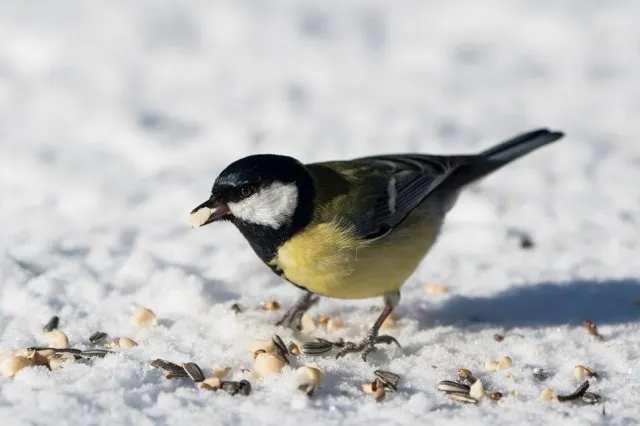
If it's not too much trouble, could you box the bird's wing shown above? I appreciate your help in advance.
[308,154,473,240]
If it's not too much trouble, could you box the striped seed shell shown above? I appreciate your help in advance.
[437,380,470,394]
[374,370,399,391]
[89,331,108,345]
[42,316,59,333]
[451,393,479,404]
[182,362,205,382]
[300,339,334,355]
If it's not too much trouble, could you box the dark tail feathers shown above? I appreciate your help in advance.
[441,128,564,190]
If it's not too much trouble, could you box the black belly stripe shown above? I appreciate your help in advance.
[267,263,311,292]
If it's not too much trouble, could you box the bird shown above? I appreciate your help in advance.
[189,128,564,361]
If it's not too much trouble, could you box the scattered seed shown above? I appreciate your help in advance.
[230,303,244,314]
[489,392,503,401]
[89,332,108,345]
[326,317,344,332]
[211,365,231,379]
[182,362,205,383]
[118,337,138,349]
[484,359,499,372]
[48,352,76,370]
[574,365,599,381]
[469,380,485,400]
[318,315,330,324]
[248,340,275,354]
[254,353,285,378]
[151,359,188,378]
[298,383,316,397]
[27,351,50,369]
[1,355,33,377]
[272,334,289,364]
[372,386,386,402]
[437,380,470,394]
[493,334,504,342]
[263,300,280,311]
[80,349,112,358]
[374,370,399,392]
[288,342,300,356]
[27,347,81,355]
[45,329,69,349]
[198,376,222,391]
[582,392,601,405]
[456,368,477,386]
[424,283,449,294]
[297,366,322,386]
[507,228,535,249]
[221,380,251,396]
[130,306,158,327]
[532,367,554,381]
[450,393,478,404]
[498,356,513,370]
[42,316,59,333]
[584,320,601,339]
[300,313,317,333]
[362,382,375,394]
[557,381,590,402]
[540,388,557,401]
[300,339,334,355]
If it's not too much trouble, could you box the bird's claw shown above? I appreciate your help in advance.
[276,294,320,330]
[335,334,401,361]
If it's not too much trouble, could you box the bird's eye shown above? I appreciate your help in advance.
[240,185,255,198]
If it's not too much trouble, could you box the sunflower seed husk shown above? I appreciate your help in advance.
[574,365,599,380]
[300,339,334,355]
[584,320,601,339]
[456,368,477,386]
[272,334,289,364]
[221,380,252,396]
[581,392,601,405]
[26,347,82,355]
[437,380,471,394]
[450,393,479,404]
[532,367,555,381]
[151,359,188,378]
[288,342,300,356]
[89,332,108,345]
[80,349,113,358]
[493,334,505,342]
[42,316,59,333]
[182,362,205,383]
[230,303,244,314]
[557,381,590,402]
[374,370,399,392]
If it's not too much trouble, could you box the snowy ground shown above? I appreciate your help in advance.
[1,0,640,424]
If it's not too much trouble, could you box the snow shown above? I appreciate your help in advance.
[1,0,640,424]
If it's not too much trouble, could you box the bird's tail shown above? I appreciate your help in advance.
[440,128,564,191]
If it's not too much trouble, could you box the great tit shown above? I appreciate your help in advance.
[190,128,564,360]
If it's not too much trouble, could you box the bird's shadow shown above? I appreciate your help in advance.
[405,278,640,329]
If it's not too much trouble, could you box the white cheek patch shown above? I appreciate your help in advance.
[228,182,298,229]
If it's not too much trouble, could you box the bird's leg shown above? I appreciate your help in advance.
[276,291,320,330]
[335,292,401,361]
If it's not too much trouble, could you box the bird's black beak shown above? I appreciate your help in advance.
[188,197,231,228]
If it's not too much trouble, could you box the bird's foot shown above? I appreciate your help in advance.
[335,333,401,361]
[276,294,320,330]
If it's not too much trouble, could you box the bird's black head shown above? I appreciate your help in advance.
[190,154,315,261]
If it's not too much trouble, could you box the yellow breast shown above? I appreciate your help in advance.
[272,210,441,299]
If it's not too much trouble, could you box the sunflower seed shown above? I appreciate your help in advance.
[582,392,601,405]
[89,331,108,345]
[221,380,252,396]
[42,316,59,332]
[489,391,503,401]
[80,349,113,358]
[456,368,477,386]
[230,303,244,314]
[300,339,334,355]
[272,334,289,364]
[374,370,399,392]
[151,359,188,378]
[288,342,300,355]
[584,320,601,339]
[437,380,471,394]
[450,393,478,404]
[557,381,590,402]
[182,362,205,383]
[298,383,316,397]
[493,334,504,342]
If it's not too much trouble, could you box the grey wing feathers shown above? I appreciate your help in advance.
[356,154,471,239]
